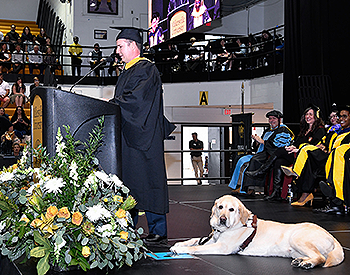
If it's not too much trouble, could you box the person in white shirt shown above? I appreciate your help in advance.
[0,73,10,108]
[28,44,43,75]
[12,44,25,74]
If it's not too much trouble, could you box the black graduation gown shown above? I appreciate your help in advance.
[112,58,175,214]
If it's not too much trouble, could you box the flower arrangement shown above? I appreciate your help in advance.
[0,117,145,275]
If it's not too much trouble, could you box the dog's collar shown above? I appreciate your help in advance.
[239,214,258,252]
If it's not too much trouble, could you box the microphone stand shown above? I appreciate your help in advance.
[69,60,106,93]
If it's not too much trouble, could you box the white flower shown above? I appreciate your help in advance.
[0,172,14,182]
[110,174,123,187]
[116,218,128,228]
[69,160,79,182]
[0,221,6,233]
[43,178,66,194]
[84,173,98,189]
[86,204,111,222]
[96,224,113,237]
[95,171,110,183]
[54,238,66,254]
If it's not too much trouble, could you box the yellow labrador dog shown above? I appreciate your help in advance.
[171,195,344,269]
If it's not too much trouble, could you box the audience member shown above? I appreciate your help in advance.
[28,45,44,75]
[12,142,23,159]
[6,24,19,52]
[11,44,25,74]
[89,43,104,77]
[0,31,3,42]
[3,35,11,51]
[0,43,12,73]
[230,110,293,199]
[0,107,10,121]
[10,106,30,140]
[21,26,34,52]
[0,73,10,107]
[68,36,83,77]
[29,76,42,94]
[189,132,204,185]
[216,39,230,71]
[107,47,122,76]
[0,116,13,148]
[231,38,247,70]
[43,46,57,74]
[36,28,48,50]
[10,76,26,107]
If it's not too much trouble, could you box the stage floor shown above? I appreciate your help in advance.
[131,184,350,275]
[2,185,349,275]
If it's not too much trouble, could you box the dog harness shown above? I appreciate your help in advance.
[198,214,258,250]
[238,214,258,252]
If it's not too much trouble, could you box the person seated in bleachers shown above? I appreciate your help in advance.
[10,76,26,107]
[0,42,12,74]
[28,44,44,75]
[6,24,20,52]
[0,72,10,108]
[12,142,23,159]
[245,105,326,200]
[230,38,247,70]
[10,106,30,141]
[280,105,350,208]
[326,103,341,133]
[247,34,260,69]
[215,39,230,71]
[0,107,10,121]
[229,110,294,198]
[12,44,25,74]
[0,116,13,154]
[29,76,42,95]
[89,43,104,77]
[36,28,48,52]
[21,26,34,53]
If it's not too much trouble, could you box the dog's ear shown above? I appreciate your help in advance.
[211,199,218,218]
[238,203,250,226]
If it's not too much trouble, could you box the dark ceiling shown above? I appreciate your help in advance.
[221,0,265,16]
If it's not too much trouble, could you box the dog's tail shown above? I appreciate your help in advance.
[324,239,344,267]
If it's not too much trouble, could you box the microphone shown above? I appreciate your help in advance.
[69,58,111,93]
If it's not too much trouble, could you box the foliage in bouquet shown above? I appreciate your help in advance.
[0,117,145,275]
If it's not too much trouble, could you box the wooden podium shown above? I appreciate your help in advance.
[30,87,121,176]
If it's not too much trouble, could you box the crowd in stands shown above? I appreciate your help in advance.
[0,24,58,76]
[228,103,350,216]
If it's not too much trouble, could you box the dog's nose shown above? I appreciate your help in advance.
[220,216,227,225]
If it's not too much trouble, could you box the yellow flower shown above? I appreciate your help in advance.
[120,231,128,240]
[115,208,126,219]
[45,205,58,219]
[103,198,108,203]
[82,246,91,257]
[57,207,70,219]
[113,195,123,203]
[30,218,43,228]
[20,215,30,225]
[82,221,95,236]
[72,211,83,226]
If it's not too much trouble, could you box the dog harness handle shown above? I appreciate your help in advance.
[239,214,257,252]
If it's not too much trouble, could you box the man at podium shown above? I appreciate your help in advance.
[111,28,175,245]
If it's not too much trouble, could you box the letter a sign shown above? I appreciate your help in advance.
[199,91,208,105]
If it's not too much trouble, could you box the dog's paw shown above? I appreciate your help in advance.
[170,245,191,254]
[299,261,314,269]
[291,258,303,267]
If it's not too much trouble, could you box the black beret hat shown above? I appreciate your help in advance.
[116,27,142,44]
[265,110,283,118]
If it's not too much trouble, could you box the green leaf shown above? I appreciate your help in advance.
[33,231,51,250]
[90,260,98,269]
[30,247,46,258]
[137,227,144,235]
[65,253,72,264]
[81,237,89,246]
[36,253,50,275]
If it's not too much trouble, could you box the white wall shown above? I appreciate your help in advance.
[0,0,38,21]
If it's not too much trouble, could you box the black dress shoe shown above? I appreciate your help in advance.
[143,234,168,244]
[313,205,345,215]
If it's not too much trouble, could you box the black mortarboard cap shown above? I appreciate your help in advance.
[330,103,338,113]
[265,110,283,118]
[112,27,144,44]
[306,103,321,118]
[339,105,350,113]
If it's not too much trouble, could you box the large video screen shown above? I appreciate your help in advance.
[148,0,221,47]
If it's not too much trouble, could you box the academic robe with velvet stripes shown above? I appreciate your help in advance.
[293,130,350,193]
[111,57,175,214]
[325,144,350,205]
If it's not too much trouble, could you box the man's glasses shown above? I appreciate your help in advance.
[339,115,349,119]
